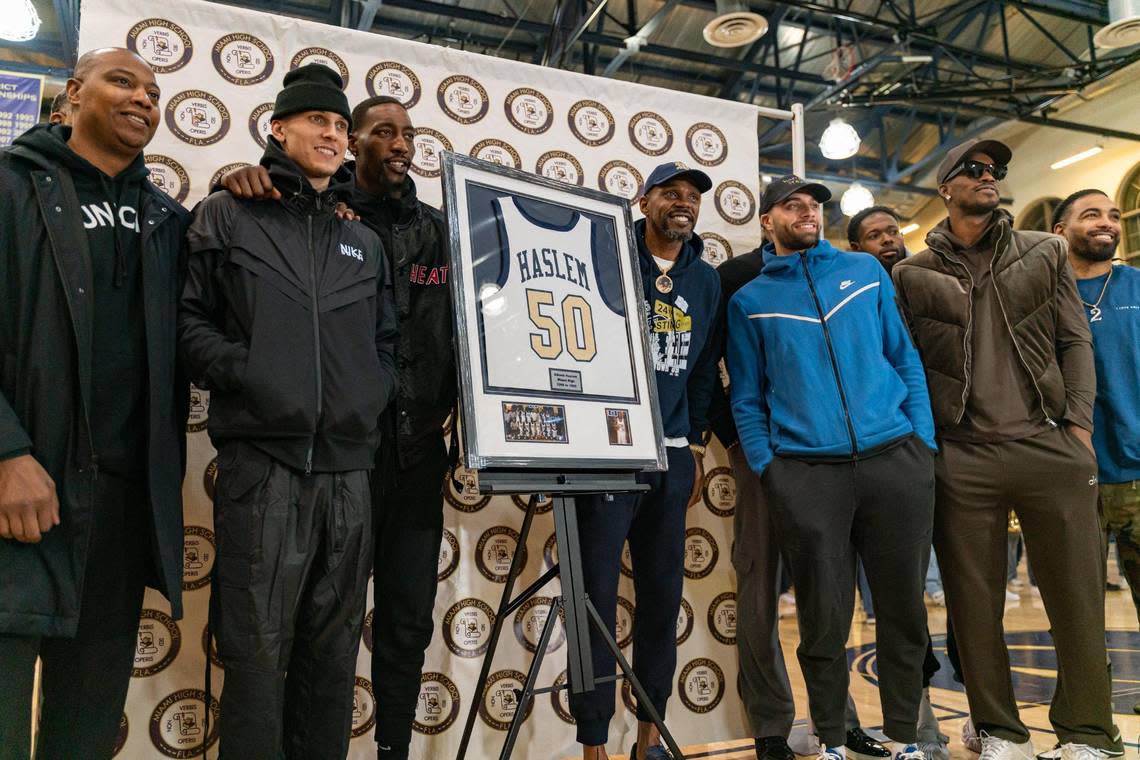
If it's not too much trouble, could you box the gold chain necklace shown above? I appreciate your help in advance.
[1080,267,1114,323]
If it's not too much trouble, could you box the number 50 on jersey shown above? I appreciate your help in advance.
[443,152,666,472]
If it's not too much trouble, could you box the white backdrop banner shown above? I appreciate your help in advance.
[78,0,762,756]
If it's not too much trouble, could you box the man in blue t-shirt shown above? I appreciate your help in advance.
[1053,189,1140,628]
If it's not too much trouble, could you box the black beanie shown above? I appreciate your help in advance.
[272,63,352,126]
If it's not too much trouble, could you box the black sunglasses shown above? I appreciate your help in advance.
[946,159,1008,182]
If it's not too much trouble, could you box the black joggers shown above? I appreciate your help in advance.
[763,436,934,748]
[211,442,372,760]
[370,435,449,753]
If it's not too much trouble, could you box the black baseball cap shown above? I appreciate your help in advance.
[936,138,1012,184]
[639,160,713,198]
[759,174,832,214]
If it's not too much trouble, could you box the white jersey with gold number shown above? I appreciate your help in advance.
[480,196,636,401]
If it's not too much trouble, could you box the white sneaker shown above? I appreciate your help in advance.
[780,591,796,606]
[918,741,950,760]
[1008,578,1025,591]
[961,719,981,754]
[1005,589,1020,603]
[1037,745,1061,760]
[927,590,946,606]
[894,745,925,760]
[818,747,845,760]
[978,733,1034,760]
[1059,744,1124,760]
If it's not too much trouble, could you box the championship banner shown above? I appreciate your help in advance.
[78,0,759,756]
[0,71,43,147]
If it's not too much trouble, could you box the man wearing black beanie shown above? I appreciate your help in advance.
[179,63,398,759]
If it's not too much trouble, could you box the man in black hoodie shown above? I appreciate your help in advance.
[571,161,722,760]
[0,48,189,759]
[220,94,454,760]
[178,64,397,760]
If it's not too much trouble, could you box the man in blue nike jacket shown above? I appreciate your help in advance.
[727,175,937,760]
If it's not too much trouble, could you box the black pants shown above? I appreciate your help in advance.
[763,436,934,747]
[568,446,695,746]
[0,472,147,760]
[730,445,866,739]
[211,442,373,760]
[370,436,448,751]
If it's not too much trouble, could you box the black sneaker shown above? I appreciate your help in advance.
[846,728,891,759]
[756,736,796,760]
[377,743,409,760]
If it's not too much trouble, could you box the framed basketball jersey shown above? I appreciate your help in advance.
[444,152,666,471]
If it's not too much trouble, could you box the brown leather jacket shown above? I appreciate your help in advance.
[891,211,1095,434]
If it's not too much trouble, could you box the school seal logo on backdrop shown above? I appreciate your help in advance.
[438,75,489,124]
[686,122,728,166]
[598,160,643,200]
[629,111,673,156]
[715,180,757,225]
[127,19,193,74]
[414,672,461,735]
[700,233,734,268]
[536,151,584,186]
[149,689,219,758]
[133,609,181,677]
[443,598,496,658]
[469,138,521,169]
[289,47,350,88]
[365,61,422,107]
[569,99,615,146]
[679,658,726,713]
[411,127,452,178]
[505,87,554,134]
[165,90,230,147]
[211,33,274,85]
[146,155,191,206]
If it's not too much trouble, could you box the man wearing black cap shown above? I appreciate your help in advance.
[727,175,936,760]
[179,64,397,759]
[892,139,1121,760]
[570,161,721,760]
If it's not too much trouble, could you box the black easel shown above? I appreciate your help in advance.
[453,470,687,760]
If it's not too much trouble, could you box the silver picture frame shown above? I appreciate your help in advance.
[442,151,667,472]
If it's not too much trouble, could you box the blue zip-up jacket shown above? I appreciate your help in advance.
[726,239,936,475]
[635,218,722,442]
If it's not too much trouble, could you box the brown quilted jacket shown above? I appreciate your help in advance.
[891,212,1095,434]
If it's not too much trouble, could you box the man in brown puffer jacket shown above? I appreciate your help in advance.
[892,137,1122,760]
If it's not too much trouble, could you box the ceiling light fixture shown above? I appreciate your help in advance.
[820,118,861,160]
[900,223,920,235]
[1050,145,1103,170]
[840,182,874,216]
[0,0,40,41]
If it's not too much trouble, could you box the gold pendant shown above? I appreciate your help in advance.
[656,273,673,293]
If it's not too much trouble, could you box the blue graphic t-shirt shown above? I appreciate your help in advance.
[1076,265,1140,484]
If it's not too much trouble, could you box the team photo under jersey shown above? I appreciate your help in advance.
[478,195,638,402]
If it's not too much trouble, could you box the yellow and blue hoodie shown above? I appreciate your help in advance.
[726,239,936,475]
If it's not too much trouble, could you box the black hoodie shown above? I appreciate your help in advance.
[347,172,455,470]
[20,124,149,478]
[180,138,397,472]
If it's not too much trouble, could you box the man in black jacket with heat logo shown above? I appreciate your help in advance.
[178,64,397,760]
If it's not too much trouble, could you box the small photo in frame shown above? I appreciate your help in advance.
[605,408,632,446]
[502,402,569,444]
